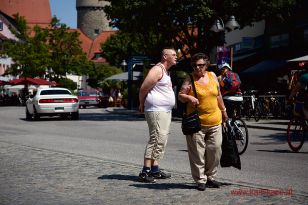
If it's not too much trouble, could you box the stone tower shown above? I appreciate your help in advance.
[76,0,112,40]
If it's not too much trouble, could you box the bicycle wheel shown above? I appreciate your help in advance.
[233,119,249,155]
[287,119,305,152]
[253,101,262,122]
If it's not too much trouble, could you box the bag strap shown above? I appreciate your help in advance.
[189,74,198,99]
[183,74,199,116]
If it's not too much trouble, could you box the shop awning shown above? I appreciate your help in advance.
[287,55,308,62]
[241,60,287,76]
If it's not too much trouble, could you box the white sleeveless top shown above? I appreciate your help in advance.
[144,64,175,112]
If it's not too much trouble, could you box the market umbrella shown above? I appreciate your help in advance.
[8,77,55,86]
[0,80,10,86]
[104,71,142,81]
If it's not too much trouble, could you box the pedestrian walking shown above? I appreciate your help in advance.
[178,53,228,191]
[138,48,177,183]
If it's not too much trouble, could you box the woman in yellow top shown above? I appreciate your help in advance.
[178,53,228,191]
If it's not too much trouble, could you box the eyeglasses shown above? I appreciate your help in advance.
[193,64,206,68]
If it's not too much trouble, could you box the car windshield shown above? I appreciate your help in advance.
[40,90,71,95]
[79,91,97,96]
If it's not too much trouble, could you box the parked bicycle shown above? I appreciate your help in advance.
[242,90,261,122]
[259,91,282,119]
[224,98,249,155]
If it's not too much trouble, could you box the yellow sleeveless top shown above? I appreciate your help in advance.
[187,72,222,127]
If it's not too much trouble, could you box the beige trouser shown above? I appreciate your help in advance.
[186,124,222,184]
[144,111,172,160]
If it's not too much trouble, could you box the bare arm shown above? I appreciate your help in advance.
[178,75,199,106]
[138,66,162,112]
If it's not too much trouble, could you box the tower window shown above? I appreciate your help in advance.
[94,29,100,35]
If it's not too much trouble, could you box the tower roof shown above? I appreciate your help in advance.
[0,0,52,27]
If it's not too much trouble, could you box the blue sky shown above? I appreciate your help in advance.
[50,0,77,28]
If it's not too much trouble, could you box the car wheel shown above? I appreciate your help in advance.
[71,111,79,120]
[33,106,40,120]
[25,107,33,121]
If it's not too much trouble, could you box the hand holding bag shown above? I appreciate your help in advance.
[220,123,241,170]
[181,75,201,135]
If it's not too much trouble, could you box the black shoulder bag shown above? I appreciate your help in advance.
[181,75,201,135]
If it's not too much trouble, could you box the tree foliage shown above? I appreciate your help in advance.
[86,63,122,88]
[104,0,297,58]
[3,14,51,77]
[102,32,144,66]
[2,16,93,81]
[47,18,93,80]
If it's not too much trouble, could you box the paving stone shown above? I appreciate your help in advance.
[0,141,307,205]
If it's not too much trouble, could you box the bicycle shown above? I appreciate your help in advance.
[224,98,249,155]
[242,90,261,122]
[287,103,307,152]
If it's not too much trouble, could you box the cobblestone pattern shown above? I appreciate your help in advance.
[0,141,306,205]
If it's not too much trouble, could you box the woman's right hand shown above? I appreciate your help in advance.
[189,95,199,106]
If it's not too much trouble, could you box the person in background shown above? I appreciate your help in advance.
[218,63,243,118]
[138,48,177,183]
[178,53,228,191]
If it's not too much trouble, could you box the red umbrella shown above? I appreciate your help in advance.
[8,77,54,86]
[0,80,10,86]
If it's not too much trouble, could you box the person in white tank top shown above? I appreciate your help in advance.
[138,48,177,183]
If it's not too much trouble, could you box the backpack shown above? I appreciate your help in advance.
[222,71,241,94]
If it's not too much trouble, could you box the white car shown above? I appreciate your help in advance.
[25,87,79,120]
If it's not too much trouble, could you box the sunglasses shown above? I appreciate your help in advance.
[193,63,206,68]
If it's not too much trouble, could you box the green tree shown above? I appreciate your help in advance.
[2,16,93,81]
[87,63,122,88]
[47,17,93,80]
[102,31,168,66]
[104,0,297,57]
[3,14,50,77]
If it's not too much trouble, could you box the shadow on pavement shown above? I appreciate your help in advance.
[130,181,232,190]
[20,112,145,122]
[98,174,139,182]
[251,132,287,144]
[257,149,308,154]
[80,113,144,121]
[246,125,286,131]
[129,183,196,190]
[98,174,232,190]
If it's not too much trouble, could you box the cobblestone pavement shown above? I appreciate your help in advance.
[0,141,307,205]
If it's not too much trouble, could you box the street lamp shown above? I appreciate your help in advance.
[210,16,240,32]
[120,59,127,71]
[225,16,240,31]
[210,16,240,67]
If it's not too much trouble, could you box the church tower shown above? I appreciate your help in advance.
[76,0,112,40]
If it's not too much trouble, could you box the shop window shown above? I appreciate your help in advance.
[270,33,289,48]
